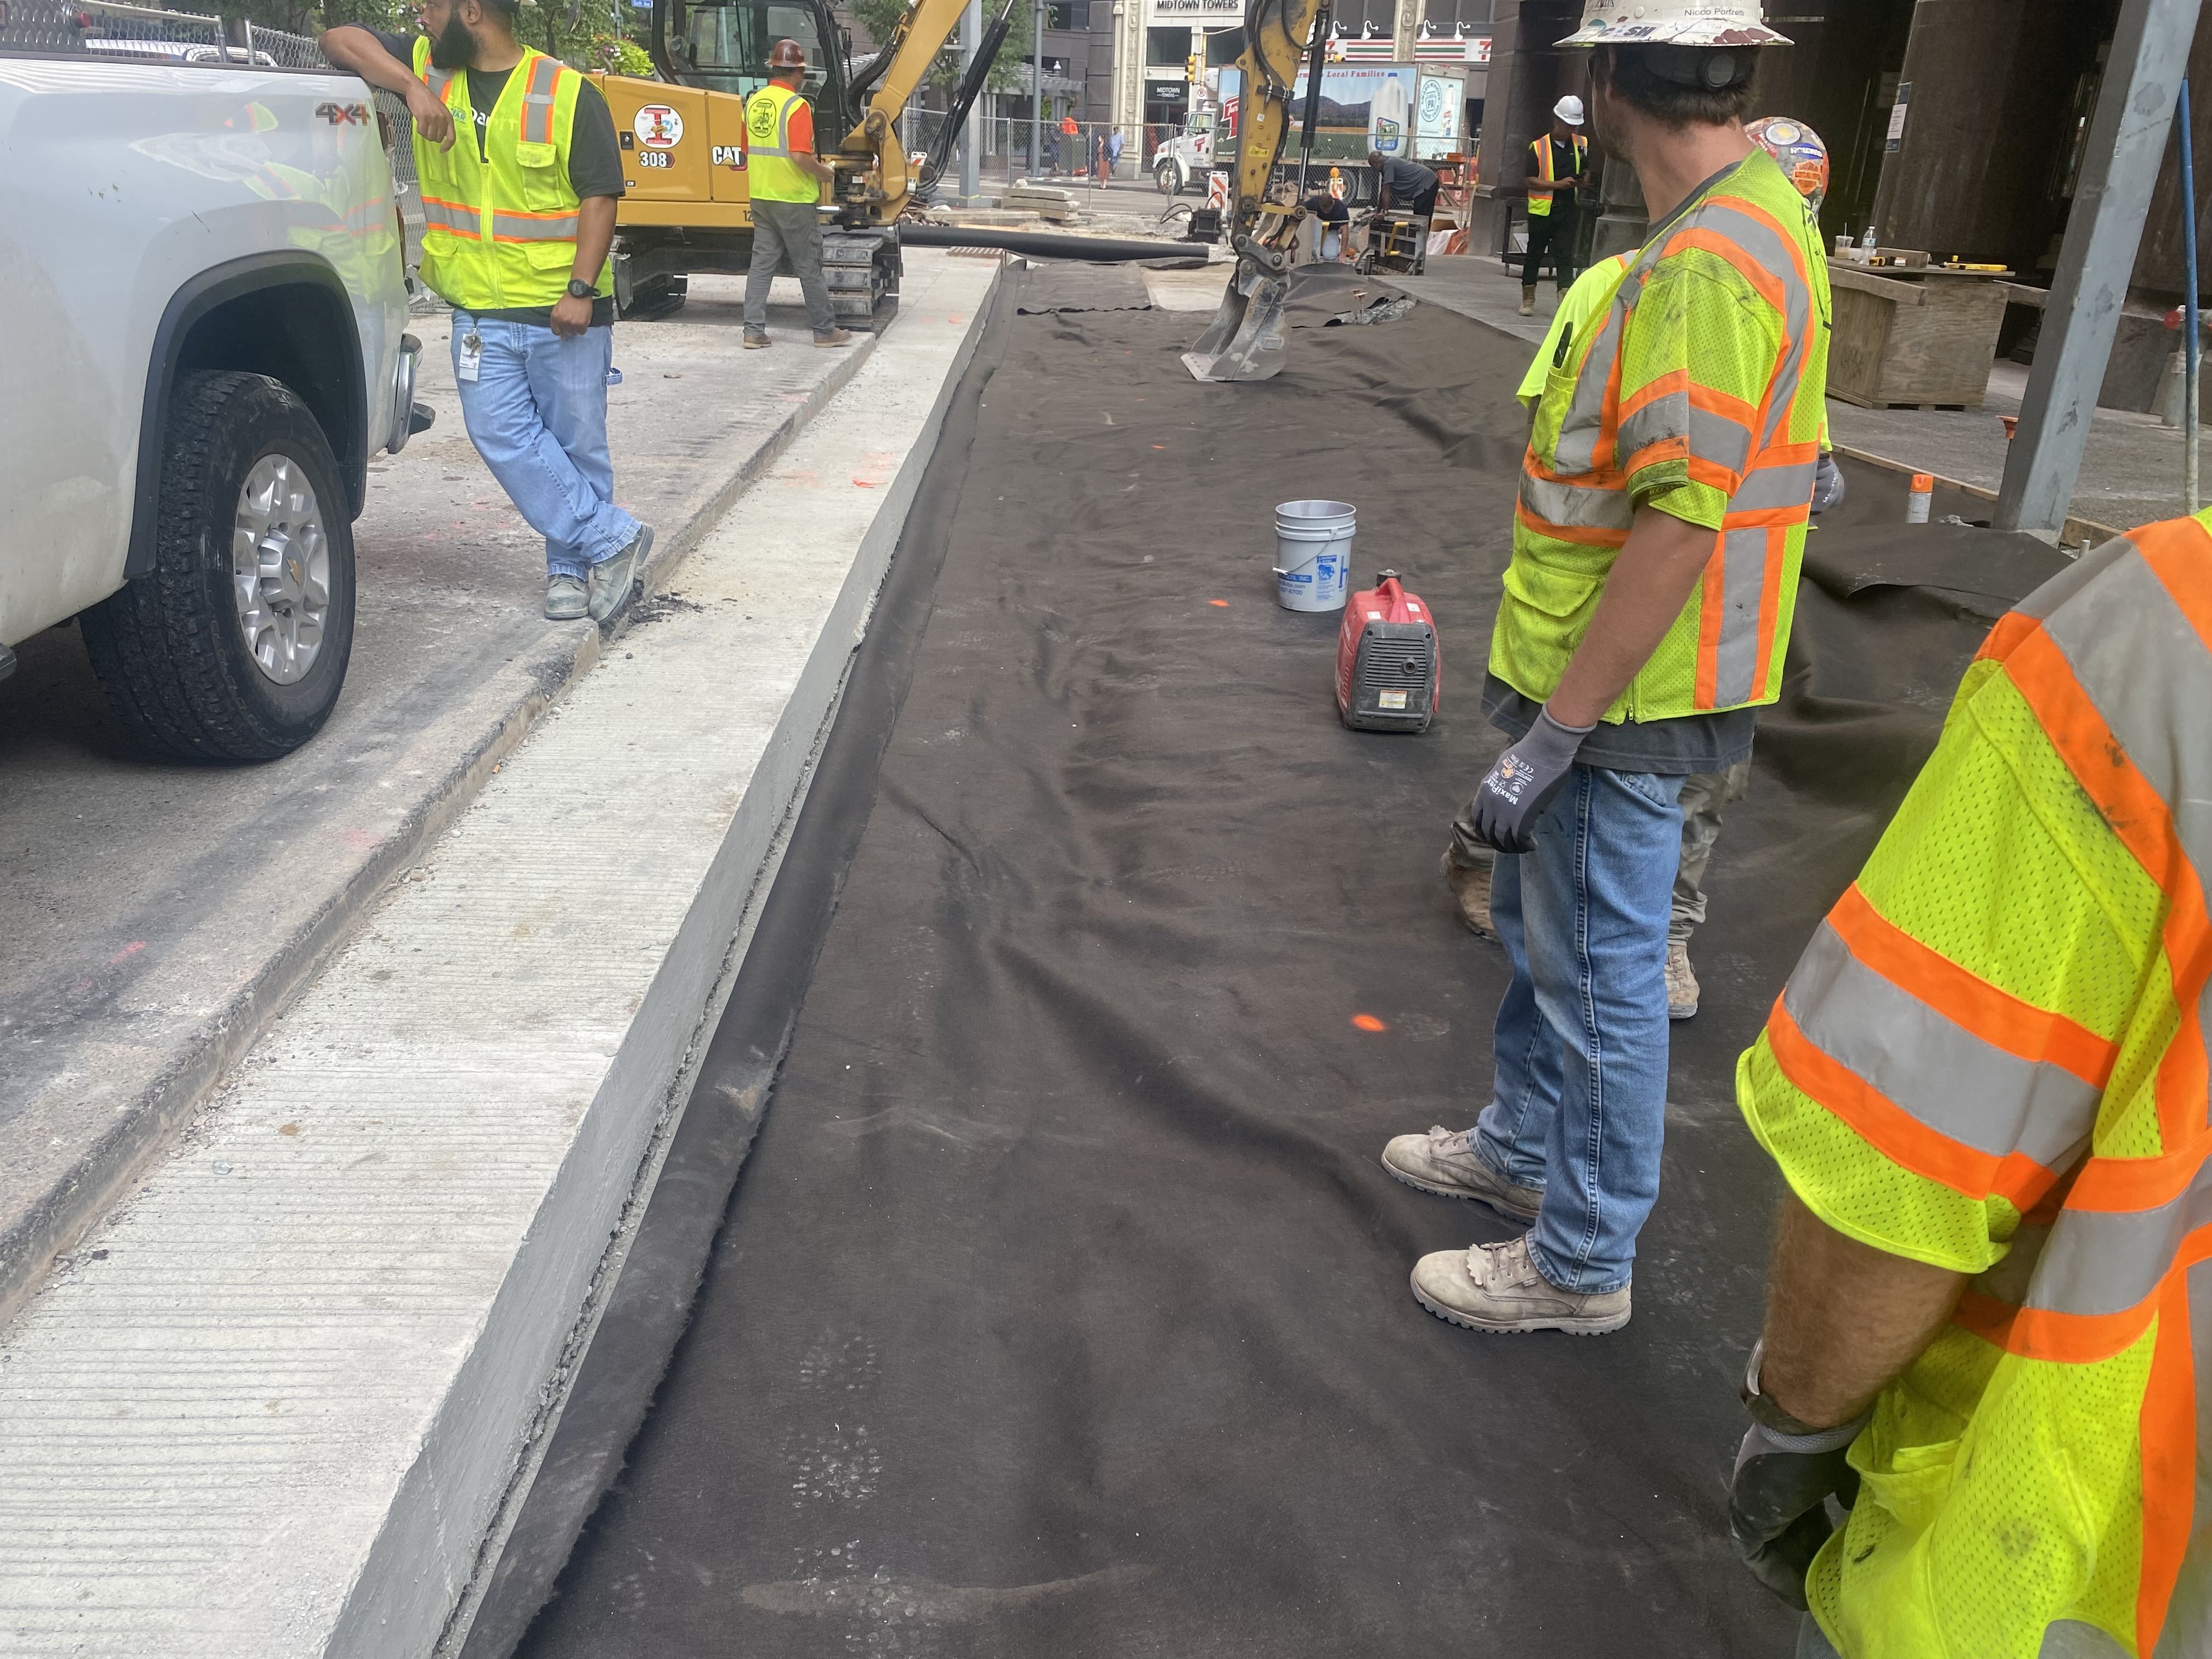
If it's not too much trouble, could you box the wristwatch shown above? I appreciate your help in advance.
[566,278,596,300]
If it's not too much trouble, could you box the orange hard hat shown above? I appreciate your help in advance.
[768,37,807,68]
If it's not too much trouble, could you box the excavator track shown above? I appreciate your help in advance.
[822,228,902,332]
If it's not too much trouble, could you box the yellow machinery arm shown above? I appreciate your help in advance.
[1184,0,1333,382]
[833,0,979,223]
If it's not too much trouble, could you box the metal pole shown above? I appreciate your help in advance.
[961,0,983,201]
[2185,76,2201,512]
[1996,0,2204,536]
[1031,0,1045,179]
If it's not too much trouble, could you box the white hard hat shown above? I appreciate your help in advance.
[1556,0,1792,48]
[1553,94,1586,125]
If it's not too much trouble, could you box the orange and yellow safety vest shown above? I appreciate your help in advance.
[1741,509,2212,1657]
[1526,131,1587,217]
[1491,149,1831,722]
[409,38,610,312]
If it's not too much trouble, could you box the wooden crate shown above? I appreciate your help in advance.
[1826,262,2011,410]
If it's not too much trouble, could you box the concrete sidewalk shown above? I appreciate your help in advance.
[1398,253,2194,537]
[0,274,888,1325]
[0,251,998,1658]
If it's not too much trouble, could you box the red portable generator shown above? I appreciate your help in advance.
[1335,571,1441,732]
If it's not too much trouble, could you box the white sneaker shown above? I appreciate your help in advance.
[1380,1126,1541,1221]
[1410,1234,1631,1335]
[1666,939,1700,1020]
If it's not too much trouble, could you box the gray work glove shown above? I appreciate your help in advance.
[1466,707,1594,853]
[1811,449,1847,515]
[1730,1415,1865,1609]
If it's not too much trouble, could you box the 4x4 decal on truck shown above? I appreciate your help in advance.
[316,101,369,126]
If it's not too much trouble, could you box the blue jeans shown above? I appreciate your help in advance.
[1471,764,1684,1294]
[451,316,641,580]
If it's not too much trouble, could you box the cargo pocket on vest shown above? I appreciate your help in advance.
[515,139,569,213]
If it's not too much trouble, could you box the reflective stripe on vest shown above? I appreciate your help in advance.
[407,38,610,310]
[1759,511,2212,1655]
[1502,157,1826,716]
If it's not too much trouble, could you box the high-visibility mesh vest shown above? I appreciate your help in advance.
[1490,151,1831,722]
[745,82,818,203]
[1526,131,1587,217]
[1739,509,2212,1658]
[409,40,610,312]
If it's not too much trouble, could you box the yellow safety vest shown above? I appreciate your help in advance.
[1526,132,1586,217]
[1492,151,1831,722]
[1740,507,2212,1658]
[409,38,610,312]
[744,81,819,204]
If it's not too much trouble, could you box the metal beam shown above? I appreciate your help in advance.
[961,0,983,201]
[1995,0,2205,535]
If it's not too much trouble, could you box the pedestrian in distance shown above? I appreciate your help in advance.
[742,38,855,352]
[1058,111,1078,178]
[1728,507,2212,1658]
[1106,125,1124,178]
[1382,0,1824,1336]
[1094,131,1110,184]
[321,0,654,625]
[1519,94,1590,315]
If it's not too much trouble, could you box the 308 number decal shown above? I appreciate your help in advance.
[636,151,673,170]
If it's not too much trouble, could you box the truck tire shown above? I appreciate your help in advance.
[1155,160,1180,196]
[82,371,356,762]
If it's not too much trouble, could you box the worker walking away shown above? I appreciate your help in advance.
[322,0,652,625]
[1384,0,1820,1336]
[1519,95,1589,315]
[743,39,853,351]
[1728,507,2212,1658]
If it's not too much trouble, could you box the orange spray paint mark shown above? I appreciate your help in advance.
[1351,1013,1387,1032]
[1207,599,1231,608]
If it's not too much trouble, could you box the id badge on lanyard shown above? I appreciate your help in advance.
[457,329,484,383]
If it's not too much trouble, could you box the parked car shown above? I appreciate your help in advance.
[0,30,428,759]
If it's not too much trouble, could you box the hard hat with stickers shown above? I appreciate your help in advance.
[1744,115,1829,211]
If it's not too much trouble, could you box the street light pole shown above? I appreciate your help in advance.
[1031,0,1045,180]
[960,0,981,201]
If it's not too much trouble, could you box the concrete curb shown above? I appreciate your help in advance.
[0,331,882,1331]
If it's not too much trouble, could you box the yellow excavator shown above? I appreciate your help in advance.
[591,0,1018,323]
[1184,0,1333,381]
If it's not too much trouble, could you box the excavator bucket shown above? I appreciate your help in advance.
[1182,264,1289,383]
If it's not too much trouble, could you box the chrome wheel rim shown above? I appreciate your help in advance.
[230,453,329,686]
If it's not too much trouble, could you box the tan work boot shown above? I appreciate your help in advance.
[1380,1126,1542,1221]
[743,329,770,349]
[1410,1234,1631,1335]
[1440,850,1496,939]
[813,328,856,348]
[1518,286,1536,317]
[1665,938,1700,1020]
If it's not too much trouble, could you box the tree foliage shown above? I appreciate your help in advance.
[837,0,1023,92]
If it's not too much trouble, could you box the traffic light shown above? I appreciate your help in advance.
[1186,52,1202,82]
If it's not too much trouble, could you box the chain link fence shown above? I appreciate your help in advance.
[0,0,328,65]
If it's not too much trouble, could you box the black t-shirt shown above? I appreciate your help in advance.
[1301,191,1350,227]
[373,31,623,325]
[1378,156,1439,208]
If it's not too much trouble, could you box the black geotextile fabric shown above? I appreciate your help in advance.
[517,264,2072,1658]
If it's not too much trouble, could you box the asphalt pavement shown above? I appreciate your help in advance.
[0,272,895,1322]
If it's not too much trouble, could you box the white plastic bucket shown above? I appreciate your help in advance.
[1274,499,1356,611]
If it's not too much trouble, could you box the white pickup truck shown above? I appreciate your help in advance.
[0,3,426,759]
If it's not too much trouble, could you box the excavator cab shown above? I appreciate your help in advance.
[651,0,847,118]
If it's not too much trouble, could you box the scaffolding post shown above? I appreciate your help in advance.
[1995,0,2205,537]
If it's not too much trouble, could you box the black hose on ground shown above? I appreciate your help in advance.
[900,223,1206,262]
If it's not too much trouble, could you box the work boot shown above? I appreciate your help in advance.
[1440,850,1496,939]
[544,573,588,622]
[1410,1234,1632,1335]
[1519,286,1536,317]
[587,524,653,625]
[1666,938,1700,1020]
[813,328,856,348]
[743,329,770,349]
[1380,1126,1541,1222]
